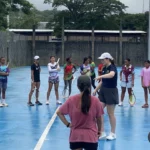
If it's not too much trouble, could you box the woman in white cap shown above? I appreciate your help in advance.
[93,52,119,140]
[28,56,42,106]
[57,75,104,150]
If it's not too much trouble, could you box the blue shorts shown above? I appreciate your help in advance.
[0,79,7,89]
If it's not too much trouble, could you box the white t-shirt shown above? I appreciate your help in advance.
[48,62,60,79]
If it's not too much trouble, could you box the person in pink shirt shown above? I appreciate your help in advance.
[141,60,150,108]
[57,75,104,150]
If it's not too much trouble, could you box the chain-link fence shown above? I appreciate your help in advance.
[0,31,32,67]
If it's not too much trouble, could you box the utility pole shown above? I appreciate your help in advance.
[119,18,123,65]
[32,25,36,59]
[91,27,95,61]
[62,17,65,64]
[148,0,150,60]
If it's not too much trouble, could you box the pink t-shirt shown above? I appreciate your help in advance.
[59,94,104,143]
[141,67,150,87]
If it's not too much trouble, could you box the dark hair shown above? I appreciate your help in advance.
[50,56,55,59]
[78,76,91,115]
[83,57,88,64]
[125,58,130,62]
[144,60,150,63]
[50,56,55,62]
[0,57,4,62]
[107,58,115,66]
[66,57,71,62]
[88,56,92,60]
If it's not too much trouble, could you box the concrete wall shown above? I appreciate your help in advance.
[35,41,147,66]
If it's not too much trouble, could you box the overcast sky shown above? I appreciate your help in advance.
[28,0,149,13]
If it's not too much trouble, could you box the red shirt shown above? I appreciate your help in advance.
[98,64,103,76]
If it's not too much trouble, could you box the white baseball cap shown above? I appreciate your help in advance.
[34,56,40,60]
[98,52,113,60]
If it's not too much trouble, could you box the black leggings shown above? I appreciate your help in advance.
[91,73,96,89]
[64,79,72,96]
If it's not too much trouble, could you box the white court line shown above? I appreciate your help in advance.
[34,106,60,150]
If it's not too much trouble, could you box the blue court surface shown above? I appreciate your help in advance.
[0,67,150,150]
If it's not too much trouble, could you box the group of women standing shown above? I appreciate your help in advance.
[57,52,118,150]
[28,53,150,150]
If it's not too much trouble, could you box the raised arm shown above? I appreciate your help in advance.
[48,64,58,72]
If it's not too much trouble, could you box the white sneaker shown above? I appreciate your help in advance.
[118,102,123,106]
[46,101,49,105]
[106,132,116,140]
[2,103,8,107]
[56,100,62,105]
[0,103,3,107]
[99,132,107,140]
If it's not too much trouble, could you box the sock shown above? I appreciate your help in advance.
[2,99,5,104]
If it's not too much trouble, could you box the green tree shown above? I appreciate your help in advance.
[0,0,33,30]
[9,9,58,29]
[122,13,148,31]
[44,0,127,36]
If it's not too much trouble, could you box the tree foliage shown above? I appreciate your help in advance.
[44,0,127,36]
[0,0,33,30]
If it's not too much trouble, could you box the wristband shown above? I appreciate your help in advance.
[66,122,70,128]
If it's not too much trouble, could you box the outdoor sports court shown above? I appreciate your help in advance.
[0,66,149,150]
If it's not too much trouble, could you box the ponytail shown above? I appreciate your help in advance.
[81,86,91,115]
[109,59,115,66]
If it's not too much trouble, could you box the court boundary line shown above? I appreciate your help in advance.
[34,106,60,150]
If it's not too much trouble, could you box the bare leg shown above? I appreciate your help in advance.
[54,83,59,100]
[121,87,126,102]
[101,102,106,132]
[35,82,40,102]
[128,88,132,98]
[28,82,35,103]
[47,82,53,101]
[107,105,116,133]
[143,87,148,104]
[2,89,6,99]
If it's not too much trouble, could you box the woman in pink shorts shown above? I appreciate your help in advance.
[57,75,104,150]
[141,60,150,108]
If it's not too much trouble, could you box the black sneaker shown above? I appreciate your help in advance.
[35,101,43,105]
[28,102,34,106]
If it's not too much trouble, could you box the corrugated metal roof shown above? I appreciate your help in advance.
[9,29,53,32]
[65,30,146,34]
[9,29,146,34]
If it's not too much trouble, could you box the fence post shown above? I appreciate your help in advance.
[32,25,36,60]
[92,27,95,61]
[119,19,123,66]
[62,17,65,65]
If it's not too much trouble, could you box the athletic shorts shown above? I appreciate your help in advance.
[49,77,59,84]
[70,142,98,150]
[0,80,7,89]
[99,87,119,105]
[121,81,132,88]
[34,78,40,83]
